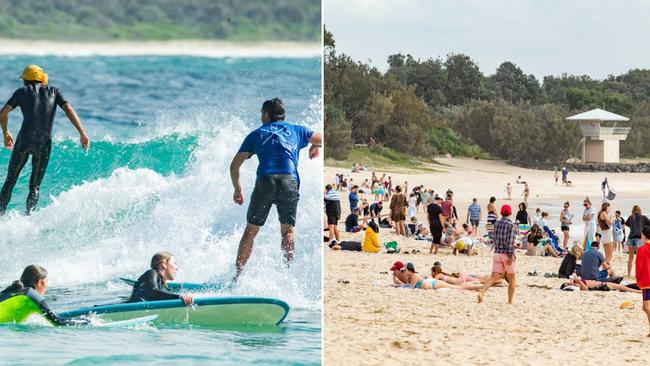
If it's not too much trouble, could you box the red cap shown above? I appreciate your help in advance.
[390,261,404,271]
[501,204,512,216]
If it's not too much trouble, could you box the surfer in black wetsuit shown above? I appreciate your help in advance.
[0,65,90,215]
[0,265,89,326]
[128,251,193,305]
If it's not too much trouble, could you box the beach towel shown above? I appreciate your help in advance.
[543,226,561,252]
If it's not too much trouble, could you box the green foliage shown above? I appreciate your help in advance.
[325,29,650,161]
[0,0,320,41]
[324,105,353,160]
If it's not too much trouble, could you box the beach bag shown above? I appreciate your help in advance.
[379,218,392,228]
[384,241,399,253]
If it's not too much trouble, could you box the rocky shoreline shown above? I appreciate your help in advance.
[511,161,650,173]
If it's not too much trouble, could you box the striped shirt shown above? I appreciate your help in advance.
[324,189,340,201]
[468,203,481,221]
[493,217,516,256]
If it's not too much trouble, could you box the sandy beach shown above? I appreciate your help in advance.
[0,39,320,58]
[324,158,650,365]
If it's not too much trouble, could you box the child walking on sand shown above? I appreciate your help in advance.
[637,226,650,337]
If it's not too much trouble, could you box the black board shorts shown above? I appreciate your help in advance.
[325,200,341,225]
[247,174,299,226]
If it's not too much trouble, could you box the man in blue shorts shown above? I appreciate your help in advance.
[230,98,321,279]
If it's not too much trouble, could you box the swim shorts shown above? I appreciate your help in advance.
[247,174,299,226]
[470,219,479,227]
[492,253,516,274]
[643,288,650,301]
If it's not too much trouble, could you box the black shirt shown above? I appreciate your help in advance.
[625,214,650,239]
[558,253,577,278]
[369,203,383,216]
[515,210,529,224]
[127,269,181,303]
[6,84,68,139]
[427,203,443,226]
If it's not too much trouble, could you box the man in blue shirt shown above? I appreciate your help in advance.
[230,98,322,279]
[466,198,482,235]
[349,185,359,212]
[581,241,614,280]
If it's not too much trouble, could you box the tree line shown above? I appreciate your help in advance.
[324,28,650,162]
[0,0,320,41]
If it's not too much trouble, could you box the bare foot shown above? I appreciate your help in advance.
[477,291,484,303]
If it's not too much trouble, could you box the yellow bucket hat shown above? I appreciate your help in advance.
[18,64,48,85]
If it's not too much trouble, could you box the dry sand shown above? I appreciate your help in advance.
[324,158,650,365]
[0,39,320,58]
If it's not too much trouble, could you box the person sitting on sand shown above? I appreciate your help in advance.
[407,216,430,240]
[581,241,614,280]
[345,209,363,233]
[525,224,559,258]
[560,276,640,293]
[515,202,531,226]
[403,263,482,291]
[461,223,474,237]
[362,221,382,253]
[558,245,584,278]
[442,217,462,246]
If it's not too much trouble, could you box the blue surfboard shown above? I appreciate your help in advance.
[119,278,231,292]
[61,297,289,327]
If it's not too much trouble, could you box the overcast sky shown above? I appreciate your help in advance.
[325,0,650,80]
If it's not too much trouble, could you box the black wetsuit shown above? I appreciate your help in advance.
[0,287,87,326]
[127,269,182,303]
[0,83,68,215]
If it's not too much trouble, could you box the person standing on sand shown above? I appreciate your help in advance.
[427,195,444,254]
[230,98,321,279]
[0,65,90,215]
[324,184,341,245]
[561,166,568,186]
[582,197,597,251]
[625,206,650,277]
[486,196,497,225]
[466,198,481,236]
[597,202,615,263]
[389,186,407,236]
[560,201,573,249]
[506,182,512,200]
[478,204,517,304]
[554,171,559,185]
[521,183,530,205]
[635,226,650,337]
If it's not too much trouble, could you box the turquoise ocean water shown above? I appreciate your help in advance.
[0,56,322,365]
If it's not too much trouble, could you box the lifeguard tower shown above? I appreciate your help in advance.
[565,108,630,163]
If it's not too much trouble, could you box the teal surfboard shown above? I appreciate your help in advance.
[60,297,289,327]
[119,278,231,292]
[93,314,158,328]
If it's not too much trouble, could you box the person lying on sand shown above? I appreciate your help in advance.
[560,276,640,293]
[403,262,482,291]
[428,262,501,286]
